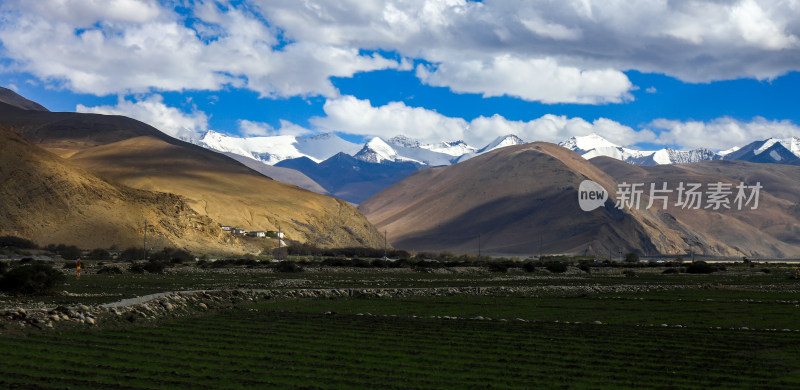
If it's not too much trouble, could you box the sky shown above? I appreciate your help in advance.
[1,0,800,151]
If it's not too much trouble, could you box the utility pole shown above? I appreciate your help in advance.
[478,234,481,258]
[143,219,147,261]
[383,230,388,259]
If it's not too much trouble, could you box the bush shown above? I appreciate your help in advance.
[623,270,636,277]
[97,266,123,275]
[276,261,303,273]
[0,262,7,274]
[119,247,146,262]
[149,247,194,264]
[545,261,568,273]
[0,263,65,294]
[522,261,537,272]
[625,252,640,263]
[128,263,145,274]
[142,260,167,274]
[662,268,679,274]
[685,261,717,274]
[0,236,37,249]
[85,248,111,260]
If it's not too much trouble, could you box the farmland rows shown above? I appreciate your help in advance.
[2,308,799,389]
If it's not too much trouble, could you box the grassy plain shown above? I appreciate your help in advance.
[1,261,799,389]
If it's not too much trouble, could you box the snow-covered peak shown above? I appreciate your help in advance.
[479,134,525,153]
[718,146,741,156]
[387,135,421,148]
[354,137,422,164]
[423,140,477,156]
[197,131,359,165]
[559,133,620,152]
[754,137,800,157]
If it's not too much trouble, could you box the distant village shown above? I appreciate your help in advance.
[220,226,284,241]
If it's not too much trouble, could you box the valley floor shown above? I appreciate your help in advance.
[2,262,800,389]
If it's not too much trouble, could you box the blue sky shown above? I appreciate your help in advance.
[1,0,800,151]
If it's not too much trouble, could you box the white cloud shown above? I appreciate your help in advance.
[4,0,799,105]
[416,55,632,104]
[646,86,657,94]
[648,117,800,150]
[76,95,208,140]
[313,95,468,142]
[0,0,399,97]
[311,95,650,146]
[238,119,313,137]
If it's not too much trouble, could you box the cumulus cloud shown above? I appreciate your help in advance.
[648,117,800,151]
[76,95,209,140]
[257,0,800,86]
[416,56,632,104]
[0,0,399,97]
[312,96,651,147]
[312,95,469,142]
[238,119,313,137]
[4,0,799,104]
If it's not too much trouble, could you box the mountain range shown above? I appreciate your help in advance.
[360,142,800,258]
[0,88,383,253]
[195,130,800,204]
[6,86,800,258]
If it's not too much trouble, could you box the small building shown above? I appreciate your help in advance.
[247,231,266,238]
[221,226,233,232]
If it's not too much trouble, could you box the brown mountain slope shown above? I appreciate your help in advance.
[591,157,800,257]
[0,101,173,158]
[0,88,48,112]
[359,142,689,256]
[361,143,800,257]
[0,98,383,249]
[69,135,381,248]
[0,126,241,252]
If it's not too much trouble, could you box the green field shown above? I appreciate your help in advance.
[2,262,800,388]
[3,292,800,388]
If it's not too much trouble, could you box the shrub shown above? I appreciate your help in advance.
[0,236,37,249]
[58,245,82,260]
[97,266,123,275]
[276,261,303,273]
[149,247,193,264]
[85,248,111,260]
[0,262,7,274]
[578,263,592,273]
[662,268,679,274]
[624,252,640,263]
[128,263,145,274]
[522,261,537,272]
[685,261,717,274]
[544,261,568,273]
[623,270,636,277]
[119,247,146,261]
[0,263,65,294]
[142,260,167,274]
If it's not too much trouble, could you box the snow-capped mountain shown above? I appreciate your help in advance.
[559,133,655,162]
[479,134,525,153]
[197,130,361,165]
[354,137,424,164]
[725,138,800,164]
[424,140,478,156]
[628,148,722,166]
[455,135,525,163]
[559,133,723,166]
